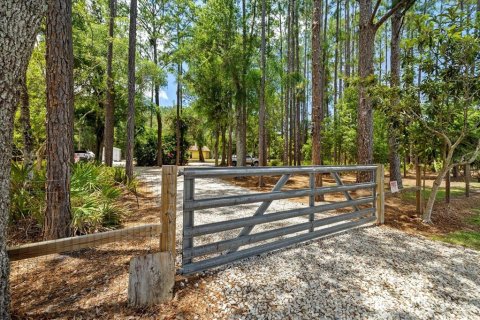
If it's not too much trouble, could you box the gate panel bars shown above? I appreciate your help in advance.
[181,165,383,274]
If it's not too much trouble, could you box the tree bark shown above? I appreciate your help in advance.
[44,0,74,240]
[153,41,162,167]
[236,0,247,167]
[221,126,227,166]
[176,59,182,166]
[345,0,351,79]
[126,0,137,180]
[214,127,219,166]
[388,4,403,189]
[104,0,116,167]
[227,121,233,166]
[0,2,46,316]
[357,0,376,182]
[153,109,161,168]
[312,0,324,201]
[259,0,267,169]
[357,0,411,182]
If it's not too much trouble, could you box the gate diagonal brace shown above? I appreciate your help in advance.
[330,172,360,211]
[228,174,290,253]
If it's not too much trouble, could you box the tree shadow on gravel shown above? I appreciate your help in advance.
[202,225,480,319]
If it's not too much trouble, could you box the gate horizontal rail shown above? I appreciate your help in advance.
[184,182,376,210]
[181,165,384,274]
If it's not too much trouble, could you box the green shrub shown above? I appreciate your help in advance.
[135,131,159,166]
[270,159,280,166]
[10,162,132,235]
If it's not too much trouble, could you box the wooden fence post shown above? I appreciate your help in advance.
[161,165,177,258]
[128,165,177,307]
[376,165,385,225]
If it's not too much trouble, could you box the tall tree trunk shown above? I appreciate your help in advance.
[104,0,116,167]
[333,0,340,163]
[334,0,340,109]
[125,0,137,180]
[259,0,267,169]
[153,40,162,167]
[44,0,74,240]
[214,127,220,166]
[283,0,291,165]
[294,0,301,166]
[228,121,233,166]
[345,0,351,79]
[357,0,376,181]
[0,2,45,316]
[357,0,410,182]
[388,4,404,189]
[221,126,227,166]
[312,0,324,201]
[176,57,182,166]
[19,73,34,173]
[156,108,162,166]
[321,0,329,119]
[236,0,247,167]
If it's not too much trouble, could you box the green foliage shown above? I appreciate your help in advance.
[162,134,190,165]
[135,130,159,166]
[10,162,132,235]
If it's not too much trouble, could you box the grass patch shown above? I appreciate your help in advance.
[467,209,480,226]
[432,231,480,250]
[401,187,464,202]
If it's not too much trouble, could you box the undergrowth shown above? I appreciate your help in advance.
[10,162,137,235]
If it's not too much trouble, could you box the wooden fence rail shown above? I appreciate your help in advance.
[8,224,162,261]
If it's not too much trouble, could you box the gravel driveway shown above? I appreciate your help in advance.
[137,166,480,320]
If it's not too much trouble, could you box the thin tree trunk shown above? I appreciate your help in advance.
[176,59,182,166]
[0,2,45,316]
[334,0,340,110]
[104,0,116,167]
[214,127,220,167]
[345,0,351,79]
[312,0,324,201]
[221,126,227,166]
[236,0,247,167]
[153,39,162,167]
[19,73,34,173]
[259,0,267,186]
[156,108,162,166]
[321,0,329,120]
[228,120,233,166]
[294,0,301,166]
[125,0,137,180]
[44,0,74,240]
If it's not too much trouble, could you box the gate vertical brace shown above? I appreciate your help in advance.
[183,177,195,266]
[375,165,385,225]
[309,173,315,232]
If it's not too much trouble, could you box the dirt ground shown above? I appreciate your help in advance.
[10,183,218,319]
[9,170,480,319]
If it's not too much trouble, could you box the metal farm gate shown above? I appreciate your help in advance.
[180,165,385,274]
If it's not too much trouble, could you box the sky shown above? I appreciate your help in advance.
[159,72,177,106]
